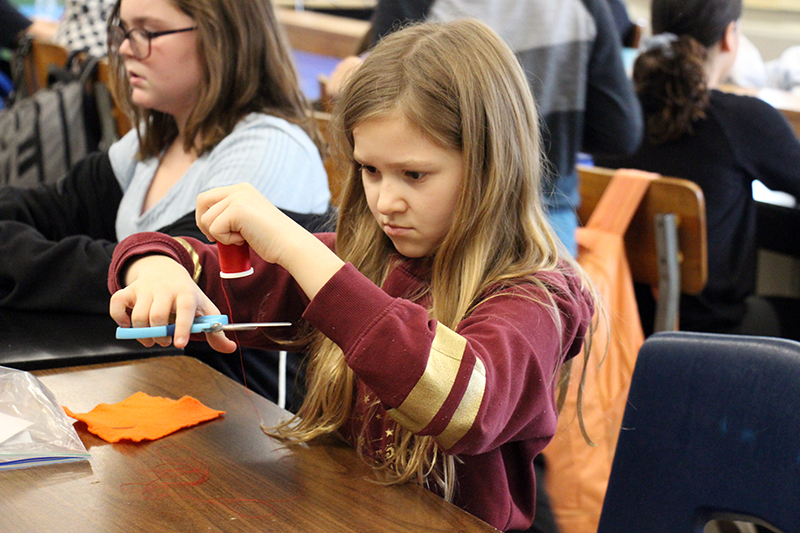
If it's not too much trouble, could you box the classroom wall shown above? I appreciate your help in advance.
[626,0,800,60]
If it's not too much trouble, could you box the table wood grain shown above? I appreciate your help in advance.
[0,356,498,532]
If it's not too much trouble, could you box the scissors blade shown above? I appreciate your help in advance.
[208,322,292,332]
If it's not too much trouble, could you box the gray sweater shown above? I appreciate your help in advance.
[372,0,643,211]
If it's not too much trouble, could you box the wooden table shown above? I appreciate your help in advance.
[277,7,372,58]
[275,0,376,21]
[0,356,498,532]
[275,0,376,9]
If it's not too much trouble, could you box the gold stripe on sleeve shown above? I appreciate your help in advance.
[174,237,202,284]
[435,357,486,449]
[387,323,469,434]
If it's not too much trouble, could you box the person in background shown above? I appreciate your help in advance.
[0,0,329,313]
[326,4,640,531]
[595,0,800,341]
[0,0,58,80]
[108,19,596,532]
[0,0,330,407]
[330,0,642,257]
[54,0,115,57]
[0,0,58,49]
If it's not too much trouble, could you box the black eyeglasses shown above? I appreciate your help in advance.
[108,25,197,60]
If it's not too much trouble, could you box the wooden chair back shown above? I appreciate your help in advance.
[22,39,69,94]
[314,110,348,206]
[96,59,132,138]
[577,164,708,295]
[276,8,372,58]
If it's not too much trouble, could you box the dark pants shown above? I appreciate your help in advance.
[527,454,560,533]
[636,283,800,342]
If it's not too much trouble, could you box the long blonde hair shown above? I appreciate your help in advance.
[270,19,595,499]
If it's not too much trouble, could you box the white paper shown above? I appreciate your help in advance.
[0,411,34,445]
[753,180,797,208]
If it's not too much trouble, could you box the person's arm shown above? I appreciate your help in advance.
[581,0,643,157]
[108,228,330,352]
[0,153,121,313]
[0,0,31,48]
[25,19,58,42]
[0,150,209,313]
[724,95,800,198]
[304,264,594,453]
[604,0,634,46]
[0,153,120,241]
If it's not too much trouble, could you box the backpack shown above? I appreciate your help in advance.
[0,48,117,188]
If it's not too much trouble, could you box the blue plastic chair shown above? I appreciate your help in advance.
[598,331,800,532]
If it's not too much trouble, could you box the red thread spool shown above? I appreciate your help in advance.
[217,242,254,279]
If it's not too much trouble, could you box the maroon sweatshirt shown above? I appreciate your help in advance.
[109,232,594,531]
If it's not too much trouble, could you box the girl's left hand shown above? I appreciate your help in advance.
[196,184,345,300]
[197,183,302,266]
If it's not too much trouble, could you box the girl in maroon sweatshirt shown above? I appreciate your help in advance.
[109,19,596,532]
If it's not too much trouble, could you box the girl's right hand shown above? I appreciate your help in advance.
[109,254,237,353]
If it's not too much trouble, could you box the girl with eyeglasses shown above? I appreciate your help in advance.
[0,0,329,315]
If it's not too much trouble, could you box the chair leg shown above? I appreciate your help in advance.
[654,213,680,332]
[278,350,287,409]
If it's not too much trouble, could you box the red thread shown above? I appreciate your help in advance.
[220,278,265,428]
[218,242,254,279]
[120,444,298,518]
[220,278,248,391]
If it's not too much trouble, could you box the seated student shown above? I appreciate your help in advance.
[0,0,329,314]
[108,19,596,532]
[595,0,800,340]
[0,0,329,408]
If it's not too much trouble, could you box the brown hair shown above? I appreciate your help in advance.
[634,35,710,144]
[269,19,597,500]
[637,0,743,144]
[106,0,321,158]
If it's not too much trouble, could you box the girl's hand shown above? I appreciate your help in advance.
[196,184,346,300]
[109,254,237,353]
[196,183,299,266]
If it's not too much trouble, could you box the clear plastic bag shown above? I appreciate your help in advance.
[0,365,89,470]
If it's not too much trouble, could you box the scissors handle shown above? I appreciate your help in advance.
[116,315,229,340]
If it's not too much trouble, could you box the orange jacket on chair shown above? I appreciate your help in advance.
[542,169,657,533]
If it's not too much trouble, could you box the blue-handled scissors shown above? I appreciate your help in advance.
[116,314,291,340]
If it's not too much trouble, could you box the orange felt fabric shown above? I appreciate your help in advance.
[63,391,225,443]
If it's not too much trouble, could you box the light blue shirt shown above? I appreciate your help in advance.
[110,113,330,240]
